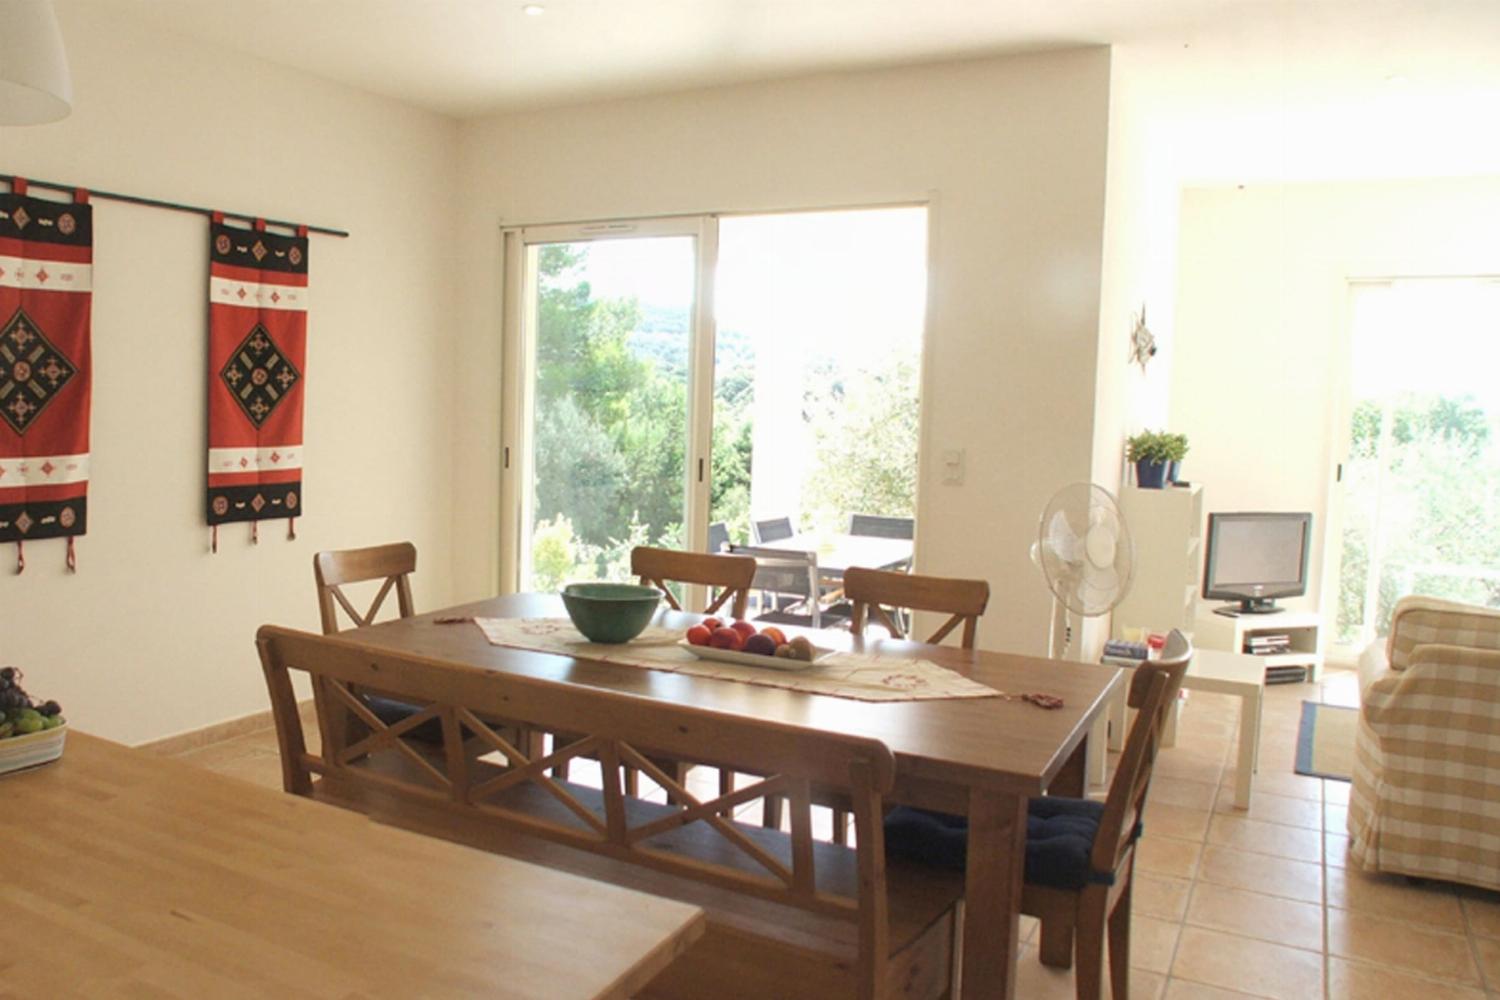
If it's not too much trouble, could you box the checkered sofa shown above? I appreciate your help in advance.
[1349,595,1500,891]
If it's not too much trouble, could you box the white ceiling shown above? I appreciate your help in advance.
[78,0,1500,123]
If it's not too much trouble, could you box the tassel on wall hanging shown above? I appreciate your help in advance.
[206,215,307,551]
[0,179,92,573]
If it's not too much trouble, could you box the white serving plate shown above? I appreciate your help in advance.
[677,639,834,672]
[0,722,67,777]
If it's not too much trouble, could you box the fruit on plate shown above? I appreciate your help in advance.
[0,666,64,738]
[685,621,818,661]
[709,627,745,651]
[787,636,816,661]
[743,634,777,657]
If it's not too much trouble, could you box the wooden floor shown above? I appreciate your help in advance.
[156,668,1500,999]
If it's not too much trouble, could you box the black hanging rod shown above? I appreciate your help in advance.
[1,172,349,238]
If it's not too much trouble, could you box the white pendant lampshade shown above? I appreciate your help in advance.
[0,0,73,125]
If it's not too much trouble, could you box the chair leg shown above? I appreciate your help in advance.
[1038,916,1075,968]
[1107,881,1132,1000]
[762,794,784,830]
[718,768,735,817]
[1074,904,1107,1000]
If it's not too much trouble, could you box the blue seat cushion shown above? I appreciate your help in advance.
[884,797,1108,890]
[361,694,446,745]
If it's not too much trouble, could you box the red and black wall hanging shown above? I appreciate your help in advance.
[0,179,92,573]
[206,215,307,549]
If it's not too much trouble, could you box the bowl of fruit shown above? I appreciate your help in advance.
[0,666,67,777]
[679,619,832,671]
[560,582,664,644]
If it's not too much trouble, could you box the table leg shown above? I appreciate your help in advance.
[1054,732,1089,798]
[1107,684,1127,753]
[1161,696,1180,749]
[1233,687,1261,809]
[962,789,1028,1000]
[1087,714,1108,787]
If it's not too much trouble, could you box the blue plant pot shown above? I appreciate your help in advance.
[1168,460,1182,484]
[1136,459,1169,489]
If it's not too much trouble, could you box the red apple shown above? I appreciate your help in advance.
[685,625,712,647]
[730,620,757,640]
[701,617,723,632]
[709,627,744,650]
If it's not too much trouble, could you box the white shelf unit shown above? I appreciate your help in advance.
[1192,608,1324,683]
[1112,485,1204,638]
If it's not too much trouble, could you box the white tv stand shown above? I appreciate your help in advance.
[1193,608,1323,683]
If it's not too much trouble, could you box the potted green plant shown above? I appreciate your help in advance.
[1165,432,1189,484]
[1126,430,1173,489]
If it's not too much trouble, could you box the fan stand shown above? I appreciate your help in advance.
[1047,596,1070,660]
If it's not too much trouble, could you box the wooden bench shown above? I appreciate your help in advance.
[257,625,962,1000]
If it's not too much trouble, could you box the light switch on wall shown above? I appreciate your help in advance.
[941,448,965,485]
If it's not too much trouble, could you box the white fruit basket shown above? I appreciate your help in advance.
[0,723,67,777]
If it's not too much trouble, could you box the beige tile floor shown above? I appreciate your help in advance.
[160,667,1500,999]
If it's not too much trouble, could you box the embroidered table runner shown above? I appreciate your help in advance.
[474,617,1000,703]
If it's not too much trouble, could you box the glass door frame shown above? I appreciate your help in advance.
[499,216,719,595]
[1323,272,1500,662]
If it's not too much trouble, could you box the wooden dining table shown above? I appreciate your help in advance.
[3,732,705,999]
[348,593,1122,999]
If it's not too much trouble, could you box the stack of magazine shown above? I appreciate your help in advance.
[1101,639,1149,668]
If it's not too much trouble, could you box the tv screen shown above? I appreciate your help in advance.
[1202,512,1312,614]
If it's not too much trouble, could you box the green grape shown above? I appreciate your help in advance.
[0,722,12,738]
[14,716,44,735]
[41,715,62,730]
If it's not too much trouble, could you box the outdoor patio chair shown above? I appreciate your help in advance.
[848,513,915,540]
[751,515,795,544]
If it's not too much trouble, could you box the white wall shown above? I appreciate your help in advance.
[1170,177,1500,620]
[1084,48,1184,654]
[0,1,461,744]
[452,50,1114,656]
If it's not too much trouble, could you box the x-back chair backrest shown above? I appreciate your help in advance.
[629,546,756,620]
[313,542,417,635]
[1089,664,1174,881]
[844,567,990,649]
[256,624,899,994]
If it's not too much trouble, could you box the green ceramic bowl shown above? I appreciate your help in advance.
[560,582,662,644]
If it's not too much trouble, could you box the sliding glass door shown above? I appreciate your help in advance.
[503,219,715,592]
[1330,277,1500,653]
[500,207,928,593]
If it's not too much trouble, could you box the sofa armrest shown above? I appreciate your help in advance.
[1362,642,1500,730]
[1357,640,1389,699]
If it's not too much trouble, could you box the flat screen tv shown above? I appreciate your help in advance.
[1202,512,1313,615]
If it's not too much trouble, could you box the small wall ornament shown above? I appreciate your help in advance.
[1129,304,1156,372]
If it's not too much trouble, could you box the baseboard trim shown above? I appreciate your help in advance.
[138,700,312,756]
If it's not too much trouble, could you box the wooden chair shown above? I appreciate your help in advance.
[257,625,963,1000]
[751,515,794,544]
[1023,661,1181,1000]
[848,514,914,540]
[883,660,1181,1000]
[845,567,990,648]
[631,546,755,621]
[313,542,416,634]
[627,545,757,799]
[312,543,429,746]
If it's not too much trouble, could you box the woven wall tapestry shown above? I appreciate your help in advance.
[207,216,307,549]
[0,179,92,573]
